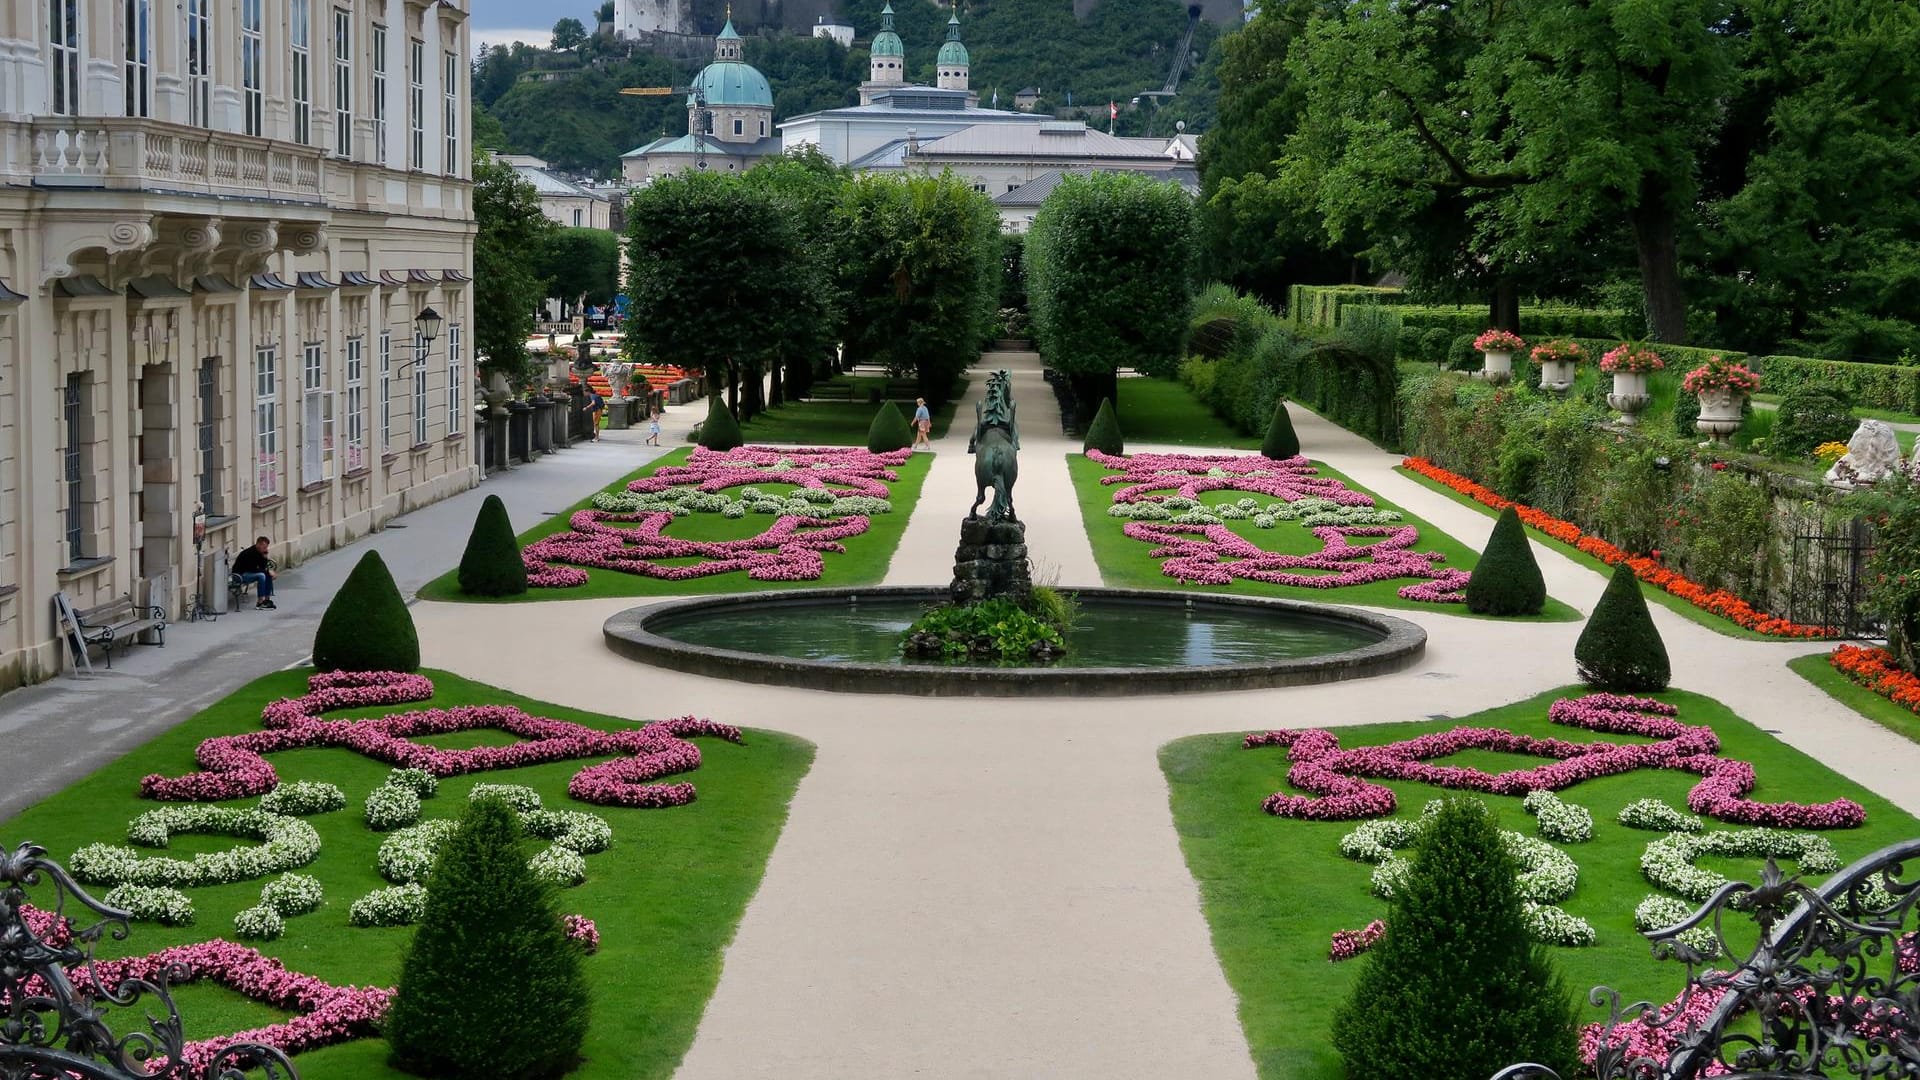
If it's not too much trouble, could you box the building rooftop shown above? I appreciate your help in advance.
[781,89,1041,128]
[993,166,1199,208]
[914,122,1180,162]
[506,158,607,199]
[621,133,783,159]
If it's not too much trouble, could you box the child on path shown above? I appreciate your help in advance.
[646,410,662,446]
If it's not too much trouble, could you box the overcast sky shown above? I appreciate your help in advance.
[471,0,597,52]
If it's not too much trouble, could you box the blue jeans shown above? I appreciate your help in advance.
[238,571,273,599]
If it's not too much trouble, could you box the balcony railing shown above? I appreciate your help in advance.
[14,118,326,204]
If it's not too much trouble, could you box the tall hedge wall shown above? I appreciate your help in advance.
[1288,285,1406,329]
[1757,355,1920,414]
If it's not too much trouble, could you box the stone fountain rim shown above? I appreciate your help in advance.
[601,586,1427,698]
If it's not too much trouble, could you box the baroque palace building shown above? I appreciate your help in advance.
[0,0,476,687]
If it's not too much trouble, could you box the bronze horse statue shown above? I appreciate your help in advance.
[968,370,1020,522]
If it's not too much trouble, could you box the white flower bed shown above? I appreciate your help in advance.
[523,808,613,854]
[365,768,437,831]
[1619,798,1703,832]
[1346,810,1592,946]
[105,884,195,926]
[528,846,588,887]
[349,884,427,927]
[74,808,320,889]
[233,905,286,940]
[468,783,543,813]
[1338,819,1422,863]
[1522,902,1597,947]
[592,486,889,519]
[1522,791,1594,843]
[259,872,325,916]
[1632,894,1721,957]
[259,780,346,816]
[1639,828,1841,903]
[387,768,437,797]
[376,820,459,884]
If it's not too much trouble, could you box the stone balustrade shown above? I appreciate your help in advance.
[12,118,328,204]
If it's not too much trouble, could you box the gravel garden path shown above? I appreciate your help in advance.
[408,356,1920,1079]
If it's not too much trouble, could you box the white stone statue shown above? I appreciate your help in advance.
[598,361,634,400]
[1825,419,1903,489]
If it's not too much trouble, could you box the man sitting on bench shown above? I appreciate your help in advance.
[233,535,278,610]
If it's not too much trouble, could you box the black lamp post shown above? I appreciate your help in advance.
[414,306,443,357]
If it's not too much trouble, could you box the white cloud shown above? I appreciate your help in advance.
[472,26,554,52]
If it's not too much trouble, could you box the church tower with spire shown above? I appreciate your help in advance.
[936,2,969,92]
[860,2,908,104]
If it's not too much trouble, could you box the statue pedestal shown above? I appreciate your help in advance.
[951,517,1032,605]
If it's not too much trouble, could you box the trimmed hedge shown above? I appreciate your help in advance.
[1771,388,1856,460]
[1575,563,1671,692]
[1083,397,1124,454]
[867,401,912,452]
[312,551,419,673]
[1289,285,1405,329]
[697,394,743,451]
[1262,399,1299,460]
[1388,306,1632,344]
[1758,354,1920,415]
[457,494,528,597]
[1464,507,1546,616]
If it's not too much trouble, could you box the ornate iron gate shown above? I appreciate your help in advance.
[1786,519,1882,640]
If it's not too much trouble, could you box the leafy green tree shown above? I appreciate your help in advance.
[1575,563,1671,691]
[836,172,1000,406]
[473,150,553,386]
[471,105,511,152]
[385,798,590,1079]
[457,494,528,597]
[536,228,622,309]
[1331,798,1580,1080]
[741,148,850,406]
[550,17,588,52]
[1027,172,1197,424]
[624,171,812,419]
[1465,507,1546,617]
[313,551,419,673]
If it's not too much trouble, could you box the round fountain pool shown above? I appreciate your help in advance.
[602,588,1425,696]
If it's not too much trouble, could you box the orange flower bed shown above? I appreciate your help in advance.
[1401,457,1832,639]
[1830,644,1920,711]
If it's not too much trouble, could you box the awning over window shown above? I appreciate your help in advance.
[339,270,376,287]
[53,275,117,297]
[127,276,191,299]
[0,277,25,304]
[295,271,339,289]
[193,275,240,293]
[249,273,296,291]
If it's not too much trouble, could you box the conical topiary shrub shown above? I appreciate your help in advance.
[697,394,742,451]
[1082,397,1124,455]
[867,400,912,453]
[456,494,528,597]
[1464,506,1546,616]
[385,797,590,1079]
[1262,400,1300,460]
[1575,562,1671,691]
[1331,798,1580,1080]
[312,550,419,673]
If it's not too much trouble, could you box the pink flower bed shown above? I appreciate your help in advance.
[1329,919,1386,962]
[524,445,911,587]
[1084,450,1465,602]
[564,913,601,954]
[1245,694,1866,828]
[140,671,742,808]
[8,906,389,1080]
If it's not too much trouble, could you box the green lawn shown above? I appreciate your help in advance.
[1789,651,1920,746]
[1070,453,1581,619]
[1161,686,1920,1080]
[735,377,963,446]
[419,447,933,602]
[0,668,814,1080]
[1395,464,1781,641]
[1112,375,1261,449]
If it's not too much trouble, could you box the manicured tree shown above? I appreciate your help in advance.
[867,401,912,453]
[1082,397,1124,455]
[1331,798,1580,1080]
[1575,563,1671,691]
[312,551,418,673]
[1464,506,1546,616]
[385,797,590,1079]
[1261,399,1300,460]
[698,393,742,452]
[456,494,528,597]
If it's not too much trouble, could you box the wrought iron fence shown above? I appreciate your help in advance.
[1493,838,1920,1080]
[0,841,298,1080]
[1787,519,1883,640]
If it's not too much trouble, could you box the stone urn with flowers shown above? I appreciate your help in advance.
[1600,344,1665,426]
[599,361,634,401]
[1474,328,1525,386]
[1681,355,1760,442]
[1529,339,1587,394]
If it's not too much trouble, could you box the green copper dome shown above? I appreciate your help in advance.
[871,2,905,57]
[691,60,773,108]
[937,9,966,66]
[717,16,741,39]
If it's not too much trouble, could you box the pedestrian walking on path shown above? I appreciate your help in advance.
[912,397,932,451]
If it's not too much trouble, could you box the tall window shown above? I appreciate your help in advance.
[446,323,463,436]
[241,0,263,136]
[411,332,429,445]
[333,9,352,156]
[301,341,333,483]
[254,345,278,499]
[443,51,459,174]
[123,0,152,117]
[197,359,220,516]
[62,375,88,562]
[378,330,392,450]
[345,337,365,470]
[572,208,582,226]
[371,24,388,164]
[50,0,80,116]
[187,0,211,126]
[408,39,425,170]
[290,0,311,144]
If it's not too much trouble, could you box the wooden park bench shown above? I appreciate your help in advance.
[70,593,166,669]
[804,382,858,402]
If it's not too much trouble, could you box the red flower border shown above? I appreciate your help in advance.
[1401,457,1831,638]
